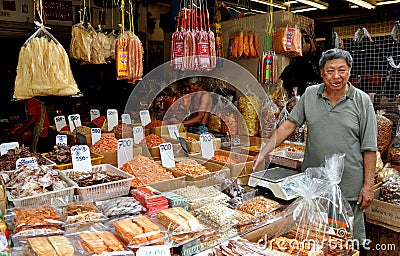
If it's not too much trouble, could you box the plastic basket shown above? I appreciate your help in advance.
[268,151,303,170]
[43,152,104,170]
[6,171,77,207]
[64,164,134,202]
[284,149,304,159]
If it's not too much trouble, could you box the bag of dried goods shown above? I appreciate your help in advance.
[387,118,400,165]
[207,114,221,133]
[115,32,130,80]
[70,22,95,63]
[267,154,353,255]
[376,110,393,158]
[259,96,279,139]
[273,25,302,57]
[238,93,261,136]
[14,25,80,100]
[127,34,144,84]
[380,175,400,205]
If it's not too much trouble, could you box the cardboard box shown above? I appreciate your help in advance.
[98,146,143,166]
[365,188,400,228]
[170,158,230,183]
[83,132,115,146]
[148,123,185,137]
[135,172,186,192]
[166,133,221,154]
[136,140,184,159]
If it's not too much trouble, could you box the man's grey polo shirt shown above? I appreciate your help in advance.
[288,83,378,200]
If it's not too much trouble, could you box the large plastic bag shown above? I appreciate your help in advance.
[259,96,279,139]
[376,110,393,158]
[70,22,95,63]
[274,24,302,57]
[266,154,354,255]
[14,26,80,100]
[238,93,261,136]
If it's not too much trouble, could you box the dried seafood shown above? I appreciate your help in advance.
[67,170,126,187]
[0,145,47,171]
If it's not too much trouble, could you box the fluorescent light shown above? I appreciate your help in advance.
[250,0,287,9]
[345,0,376,9]
[295,0,329,9]
[291,7,318,12]
[229,6,267,13]
[377,0,400,5]
[284,0,299,4]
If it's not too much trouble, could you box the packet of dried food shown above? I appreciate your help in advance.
[63,202,107,226]
[11,205,65,238]
[70,22,95,63]
[376,110,393,158]
[14,24,80,100]
[238,93,261,136]
[98,197,144,217]
[259,96,279,139]
[387,118,400,165]
[376,163,399,183]
[13,235,74,256]
[73,231,134,256]
[266,154,354,255]
[380,175,400,205]
[195,202,240,232]
[273,24,302,58]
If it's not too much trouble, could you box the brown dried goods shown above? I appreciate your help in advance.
[0,145,46,171]
[175,159,209,176]
[45,145,72,164]
[140,134,165,147]
[376,115,393,157]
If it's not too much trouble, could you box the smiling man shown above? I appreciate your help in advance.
[254,48,377,252]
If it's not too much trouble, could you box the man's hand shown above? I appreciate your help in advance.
[357,185,374,210]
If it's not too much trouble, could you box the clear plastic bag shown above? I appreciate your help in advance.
[98,197,144,217]
[380,175,400,205]
[63,202,107,226]
[387,118,400,164]
[376,110,393,158]
[70,22,95,63]
[267,154,354,255]
[238,93,261,136]
[75,231,134,255]
[14,25,80,100]
[273,24,302,57]
[259,96,279,139]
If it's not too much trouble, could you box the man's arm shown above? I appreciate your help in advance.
[183,93,212,126]
[15,115,37,137]
[358,150,376,210]
[253,119,297,169]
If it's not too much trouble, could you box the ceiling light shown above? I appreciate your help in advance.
[291,7,318,12]
[345,0,376,9]
[284,0,298,4]
[295,0,329,9]
[377,0,400,5]
[250,0,287,9]
[228,6,267,14]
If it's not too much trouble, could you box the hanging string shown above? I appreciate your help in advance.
[34,0,46,25]
[120,0,125,33]
[129,0,134,33]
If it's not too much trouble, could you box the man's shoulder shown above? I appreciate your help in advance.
[303,83,322,95]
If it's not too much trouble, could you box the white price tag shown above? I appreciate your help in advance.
[167,125,179,139]
[16,157,38,167]
[56,135,67,146]
[71,145,92,172]
[159,142,175,168]
[139,110,151,126]
[0,142,19,155]
[91,128,101,145]
[232,138,241,146]
[118,138,133,167]
[107,109,119,132]
[68,114,82,132]
[90,109,100,121]
[200,133,215,159]
[121,114,132,125]
[136,245,171,256]
[133,126,144,144]
[54,115,67,132]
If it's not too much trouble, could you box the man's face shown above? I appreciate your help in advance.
[320,58,351,92]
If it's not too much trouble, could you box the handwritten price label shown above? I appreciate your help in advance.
[200,133,214,159]
[139,110,151,126]
[118,138,133,167]
[159,142,175,168]
[16,157,38,168]
[167,125,179,139]
[54,115,67,132]
[232,138,241,146]
[56,135,67,146]
[136,245,171,256]
[107,109,118,132]
[0,142,19,156]
[68,114,82,132]
[121,114,132,125]
[91,128,101,145]
[71,145,91,172]
[133,126,144,144]
[90,109,100,121]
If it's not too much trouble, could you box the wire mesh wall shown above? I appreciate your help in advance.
[334,20,400,137]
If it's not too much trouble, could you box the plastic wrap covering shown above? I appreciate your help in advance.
[387,118,400,165]
[380,175,400,205]
[14,27,80,100]
[376,111,393,158]
[259,97,279,139]
[273,25,302,57]
[269,154,354,255]
[127,34,144,84]
[238,94,261,136]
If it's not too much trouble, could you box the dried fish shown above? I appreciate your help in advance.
[67,170,126,187]
[353,27,373,43]
[391,21,400,42]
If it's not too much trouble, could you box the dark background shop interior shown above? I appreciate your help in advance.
[0,0,400,142]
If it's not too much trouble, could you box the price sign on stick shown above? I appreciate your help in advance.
[118,138,133,167]
[167,125,179,139]
[121,114,132,125]
[54,115,67,132]
[90,109,100,121]
[159,142,175,168]
[0,142,19,155]
[232,138,241,146]
[71,145,91,172]
[200,133,214,159]
[139,110,151,126]
[107,109,118,132]
[68,114,82,132]
[56,135,67,146]
[16,157,38,168]
[136,245,171,256]
[91,128,101,145]
[133,126,144,144]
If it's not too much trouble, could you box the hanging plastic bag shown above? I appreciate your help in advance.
[387,118,400,165]
[274,24,302,57]
[70,22,95,63]
[267,155,353,255]
[115,32,130,80]
[127,34,144,84]
[14,25,80,100]
[376,110,393,158]
[259,96,279,139]
[238,92,261,136]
